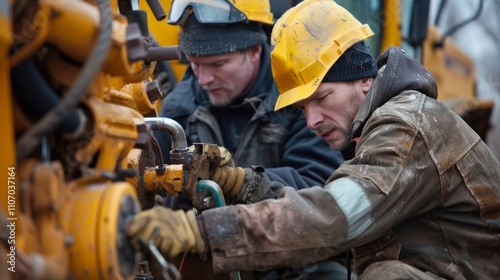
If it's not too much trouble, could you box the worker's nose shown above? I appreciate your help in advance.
[196,66,214,86]
[303,106,323,129]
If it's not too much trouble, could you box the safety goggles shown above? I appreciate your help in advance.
[168,0,248,26]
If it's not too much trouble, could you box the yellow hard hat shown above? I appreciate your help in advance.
[271,0,375,110]
[228,0,274,25]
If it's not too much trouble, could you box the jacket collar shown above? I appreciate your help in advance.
[342,47,438,159]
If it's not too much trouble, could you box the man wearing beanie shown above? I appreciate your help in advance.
[128,0,499,279]
[153,0,346,279]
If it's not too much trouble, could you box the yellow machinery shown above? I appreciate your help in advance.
[1,0,230,279]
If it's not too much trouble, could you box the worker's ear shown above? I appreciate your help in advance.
[246,44,262,62]
[361,77,374,96]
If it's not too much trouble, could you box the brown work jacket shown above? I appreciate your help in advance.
[198,47,500,279]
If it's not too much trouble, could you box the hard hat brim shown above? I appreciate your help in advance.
[274,81,320,111]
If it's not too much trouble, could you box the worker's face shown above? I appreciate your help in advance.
[187,45,262,107]
[294,78,373,150]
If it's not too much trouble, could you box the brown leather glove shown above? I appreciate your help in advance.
[126,206,205,259]
[213,165,284,204]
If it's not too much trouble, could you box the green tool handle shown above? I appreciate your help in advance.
[198,180,241,280]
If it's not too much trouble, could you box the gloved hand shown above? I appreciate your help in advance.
[217,145,234,167]
[213,165,284,204]
[187,144,235,167]
[126,206,205,259]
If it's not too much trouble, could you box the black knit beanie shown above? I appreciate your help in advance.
[322,41,378,82]
[180,16,267,56]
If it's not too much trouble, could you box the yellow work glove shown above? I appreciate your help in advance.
[126,206,205,259]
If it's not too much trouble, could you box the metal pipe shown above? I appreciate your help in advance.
[144,117,187,150]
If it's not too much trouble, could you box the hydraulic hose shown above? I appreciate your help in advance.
[15,0,113,162]
[11,57,81,135]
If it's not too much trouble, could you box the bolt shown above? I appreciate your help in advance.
[126,22,147,63]
[145,79,162,103]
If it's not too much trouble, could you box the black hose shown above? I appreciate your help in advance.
[443,0,483,38]
[11,57,81,134]
[433,0,447,26]
[15,0,113,161]
[150,136,165,175]
[434,0,484,48]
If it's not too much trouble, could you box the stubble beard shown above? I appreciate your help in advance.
[325,126,352,151]
[208,93,231,107]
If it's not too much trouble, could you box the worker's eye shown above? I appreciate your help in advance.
[212,61,226,67]
[316,92,329,102]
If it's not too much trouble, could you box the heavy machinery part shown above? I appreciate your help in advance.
[127,148,183,195]
[127,139,244,210]
[141,165,183,193]
[141,0,186,82]
[14,0,114,162]
[5,0,190,278]
[4,0,277,278]
[126,117,188,209]
[106,79,163,115]
[181,143,223,210]
[10,159,141,280]
[12,0,145,74]
[11,57,87,139]
[270,0,375,110]
[68,97,144,172]
[14,160,69,280]
[63,179,140,279]
[145,117,188,151]
[132,141,231,210]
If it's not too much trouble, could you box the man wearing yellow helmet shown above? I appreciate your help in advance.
[152,0,346,279]
[130,0,500,279]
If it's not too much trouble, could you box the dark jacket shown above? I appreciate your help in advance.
[198,47,500,279]
[156,43,344,189]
